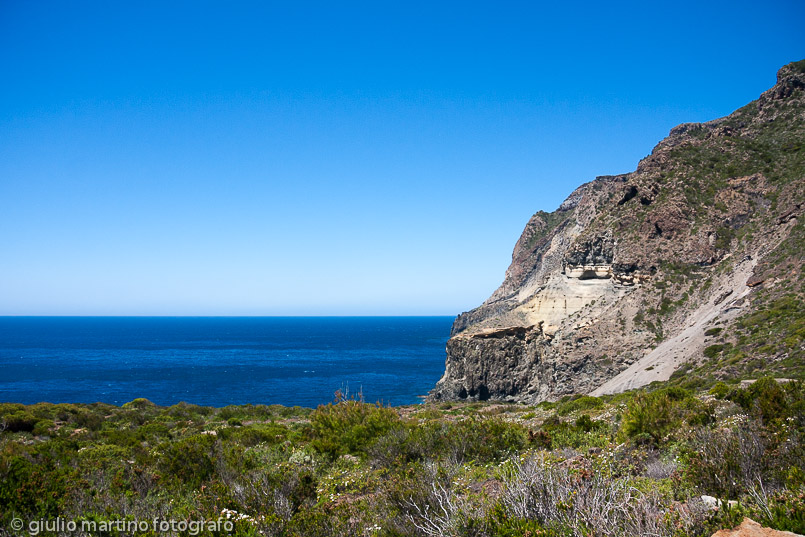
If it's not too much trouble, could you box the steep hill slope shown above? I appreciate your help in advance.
[431,60,805,403]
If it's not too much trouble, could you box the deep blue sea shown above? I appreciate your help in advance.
[0,317,453,408]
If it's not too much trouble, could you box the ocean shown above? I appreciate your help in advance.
[0,316,453,408]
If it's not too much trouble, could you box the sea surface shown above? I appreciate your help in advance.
[0,316,453,408]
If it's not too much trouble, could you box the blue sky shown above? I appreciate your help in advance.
[1,1,803,315]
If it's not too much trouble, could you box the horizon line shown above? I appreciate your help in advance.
[0,314,458,318]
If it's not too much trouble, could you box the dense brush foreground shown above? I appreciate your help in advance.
[2,379,803,536]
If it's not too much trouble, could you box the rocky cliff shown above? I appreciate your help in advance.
[431,60,805,403]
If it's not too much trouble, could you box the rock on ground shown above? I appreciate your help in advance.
[711,518,804,537]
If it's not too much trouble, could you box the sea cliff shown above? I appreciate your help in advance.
[432,60,805,402]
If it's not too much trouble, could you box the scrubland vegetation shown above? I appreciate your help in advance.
[1,380,803,536]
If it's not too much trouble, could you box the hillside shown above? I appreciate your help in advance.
[431,60,805,403]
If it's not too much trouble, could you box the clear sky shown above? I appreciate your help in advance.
[1,1,803,316]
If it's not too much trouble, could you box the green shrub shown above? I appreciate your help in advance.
[449,417,528,462]
[619,388,695,444]
[704,344,726,358]
[101,428,143,448]
[556,395,604,416]
[370,416,528,466]
[658,386,693,401]
[122,398,157,410]
[541,416,610,450]
[370,423,440,467]
[759,488,805,534]
[0,455,74,519]
[32,420,54,436]
[542,415,561,427]
[2,411,38,433]
[138,422,171,439]
[168,401,212,421]
[310,399,400,458]
[218,405,243,420]
[729,377,794,423]
[76,444,129,468]
[223,423,288,447]
[50,403,81,422]
[160,434,217,487]
[74,410,103,431]
[709,381,731,399]
[575,414,596,433]
[749,377,789,423]
[481,503,567,537]
[0,403,25,416]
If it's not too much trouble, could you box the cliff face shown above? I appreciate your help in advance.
[431,60,805,403]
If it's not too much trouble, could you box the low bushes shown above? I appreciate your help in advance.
[727,377,803,424]
[220,422,289,447]
[540,414,610,449]
[370,416,529,468]
[1,385,803,536]
[684,422,778,498]
[309,398,400,458]
[160,433,218,488]
[619,387,711,444]
[555,395,604,416]
[495,452,704,537]
[2,410,38,433]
